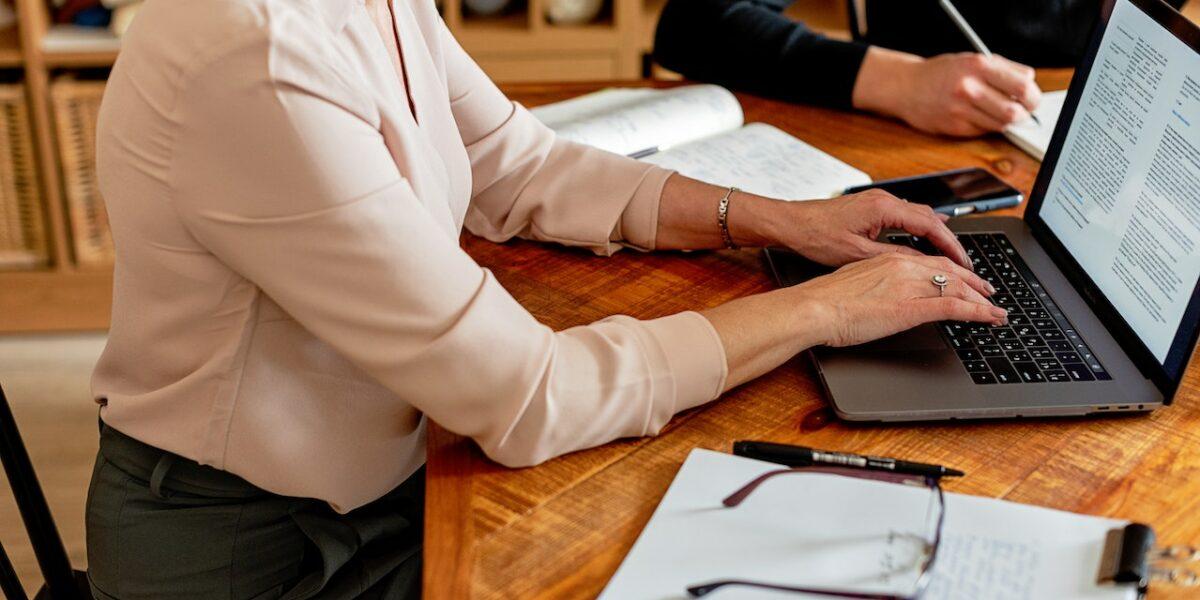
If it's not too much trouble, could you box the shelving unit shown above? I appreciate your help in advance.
[445,0,644,82]
[0,0,113,332]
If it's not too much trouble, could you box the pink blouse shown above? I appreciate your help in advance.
[91,0,727,513]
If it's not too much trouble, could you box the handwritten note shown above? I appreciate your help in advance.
[924,535,1040,600]
[641,123,871,199]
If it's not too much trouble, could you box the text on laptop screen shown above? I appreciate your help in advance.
[1040,0,1200,366]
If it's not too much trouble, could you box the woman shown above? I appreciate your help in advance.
[85,0,1006,598]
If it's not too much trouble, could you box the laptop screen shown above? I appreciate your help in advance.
[1035,0,1200,382]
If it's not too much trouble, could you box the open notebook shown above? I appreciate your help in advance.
[1004,90,1068,161]
[530,85,871,200]
[600,449,1136,600]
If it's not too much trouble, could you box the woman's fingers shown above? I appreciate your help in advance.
[970,81,1032,125]
[886,203,972,270]
[912,255,995,297]
[982,55,1041,111]
[859,238,926,260]
[919,297,1010,326]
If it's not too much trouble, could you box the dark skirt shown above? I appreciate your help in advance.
[85,423,423,600]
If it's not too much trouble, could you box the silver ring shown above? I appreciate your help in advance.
[931,274,949,297]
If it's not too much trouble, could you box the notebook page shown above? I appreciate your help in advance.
[599,449,1137,600]
[528,88,657,130]
[530,85,744,156]
[1004,90,1068,161]
[639,123,872,200]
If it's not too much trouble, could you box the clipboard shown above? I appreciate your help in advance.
[1099,523,1200,598]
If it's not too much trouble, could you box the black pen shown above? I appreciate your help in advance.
[733,440,965,479]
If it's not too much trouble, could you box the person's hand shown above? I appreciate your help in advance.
[853,47,1041,137]
[763,188,975,270]
[791,252,1007,348]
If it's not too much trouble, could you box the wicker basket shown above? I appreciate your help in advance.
[51,77,112,267]
[0,83,48,270]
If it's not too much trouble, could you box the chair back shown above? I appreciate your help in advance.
[0,384,85,599]
[845,0,866,40]
[1,536,30,600]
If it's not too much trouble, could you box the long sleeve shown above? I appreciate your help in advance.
[167,29,727,469]
[439,21,672,253]
[653,0,869,109]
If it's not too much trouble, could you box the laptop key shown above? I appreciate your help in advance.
[1029,348,1054,359]
[978,345,1004,358]
[1042,330,1065,341]
[1048,340,1073,352]
[971,372,998,384]
[1000,340,1024,352]
[1065,364,1096,382]
[957,348,982,361]
[986,357,1021,384]
[1055,351,1082,363]
[1044,370,1071,383]
[993,294,1017,309]
[1035,358,1061,371]
[1014,363,1046,383]
[994,328,1017,340]
[1007,350,1032,363]
[1007,314,1030,326]
[1020,336,1047,347]
[963,360,990,372]
[1018,298,1042,310]
[1013,325,1036,337]
[972,334,997,346]
[1032,318,1055,329]
[1026,309,1050,320]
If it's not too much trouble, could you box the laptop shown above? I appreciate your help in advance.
[765,0,1200,422]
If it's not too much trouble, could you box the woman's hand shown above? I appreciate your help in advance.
[758,188,972,269]
[853,47,1041,137]
[702,251,1004,389]
[792,252,1005,348]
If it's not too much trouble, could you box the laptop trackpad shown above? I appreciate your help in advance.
[855,323,947,351]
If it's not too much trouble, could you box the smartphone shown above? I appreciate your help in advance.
[843,167,1022,216]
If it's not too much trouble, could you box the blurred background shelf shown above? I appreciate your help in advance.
[0,25,22,66]
[42,24,119,67]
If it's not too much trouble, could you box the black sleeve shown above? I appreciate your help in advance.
[652,0,870,109]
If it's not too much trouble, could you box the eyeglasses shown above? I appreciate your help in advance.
[686,466,946,600]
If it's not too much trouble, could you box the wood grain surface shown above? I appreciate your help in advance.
[425,72,1200,599]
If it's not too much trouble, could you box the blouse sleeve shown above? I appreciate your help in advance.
[167,31,727,467]
[439,20,672,254]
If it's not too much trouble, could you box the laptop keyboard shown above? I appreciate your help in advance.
[886,232,1111,385]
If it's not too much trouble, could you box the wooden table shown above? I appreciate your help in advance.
[425,73,1200,599]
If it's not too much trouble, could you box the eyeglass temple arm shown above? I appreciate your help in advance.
[722,469,796,507]
[688,579,905,599]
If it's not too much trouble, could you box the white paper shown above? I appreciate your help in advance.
[1004,90,1067,161]
[529,88,658,130]
[531,84,744,156]
[600,449,1136,600]
[640,123,872,200]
